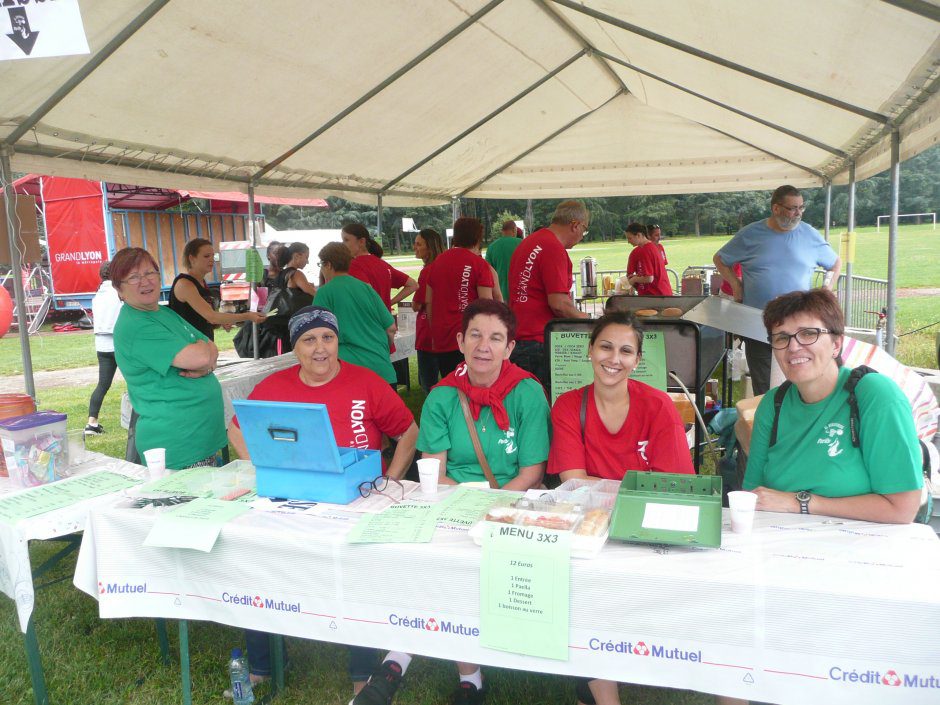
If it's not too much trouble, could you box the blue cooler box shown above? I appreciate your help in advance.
[232,399,380,504]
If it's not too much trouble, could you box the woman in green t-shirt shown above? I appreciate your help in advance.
[744,288,923,523]
[111,248,228,469]
[351,301,549,705]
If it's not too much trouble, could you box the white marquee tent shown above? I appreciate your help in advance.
[2,0,939,392]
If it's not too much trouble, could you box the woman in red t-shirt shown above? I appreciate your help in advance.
[549,310,692,705]
[412,228,445,393]
[549,310,693,483]
[426,217,495,377]
[341,223,417,311]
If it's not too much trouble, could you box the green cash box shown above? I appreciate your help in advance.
[608,472,722,547]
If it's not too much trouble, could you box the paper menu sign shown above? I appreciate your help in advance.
[641,502,700,532]
[347,502,438,544]
[143,498,250,552]
[480,524,571,660]
[435,487,515,528]
[0,471,138,525]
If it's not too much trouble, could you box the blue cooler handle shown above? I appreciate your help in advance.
[268,426,298,442]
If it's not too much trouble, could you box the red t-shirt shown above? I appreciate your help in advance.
[548,380,694,479]
[414,265,432,352]
[232,362,414,463]
[627,242,672,296]
[719,262,743,296]
[508,228,572,342]
[349,254,409,311]
[427,248,494,352]
[657,242,668,265]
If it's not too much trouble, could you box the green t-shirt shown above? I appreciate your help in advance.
[417,380,550,486]
[314,275,396,383]
[744,366,923,497]
[485,236,521,303]
[113,305,227,469]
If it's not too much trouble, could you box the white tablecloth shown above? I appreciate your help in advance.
[0,454,145,632]
[73,500,940,704]
[216,332,416,425]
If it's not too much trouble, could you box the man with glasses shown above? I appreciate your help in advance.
[713,185,841,395]
[507,200,590,383]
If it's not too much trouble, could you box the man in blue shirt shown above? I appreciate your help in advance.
[713,185,841,395]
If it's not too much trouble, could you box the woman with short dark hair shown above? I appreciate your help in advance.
[744,288,923,523]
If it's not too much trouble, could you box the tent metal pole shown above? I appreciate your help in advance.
[824,180,832,242]
[451,197,461,222]
[878,0,940,22]
[886,130,900,356]
[0,146,37,399]
[525,199,533,235]
[248,183,260,360]
[596,50,848,157]
[377,193,384,248]
[844,162,856,327]
[5,0,172,146]
[550,0,889,124]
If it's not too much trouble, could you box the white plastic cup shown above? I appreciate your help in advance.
[728,490,757,534]
[416,458,441,495]
[143,448,167,480]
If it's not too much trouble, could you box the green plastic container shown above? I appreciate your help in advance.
[608,472,722,547]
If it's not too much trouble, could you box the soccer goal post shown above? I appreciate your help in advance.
[876,212,936,232]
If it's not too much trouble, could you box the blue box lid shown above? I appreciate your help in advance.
[0,410,67,432]
[233,399,352,474]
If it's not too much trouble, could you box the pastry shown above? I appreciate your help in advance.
[635,308,658,317]
[662,307,682,317]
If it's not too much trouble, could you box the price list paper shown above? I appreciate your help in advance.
[479,524,571,660]
[0,471,138,525]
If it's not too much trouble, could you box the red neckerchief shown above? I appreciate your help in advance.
[436,360,540,431]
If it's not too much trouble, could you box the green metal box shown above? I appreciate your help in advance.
[608,472,722,547]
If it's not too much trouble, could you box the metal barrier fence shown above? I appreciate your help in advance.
[813,270,888,330]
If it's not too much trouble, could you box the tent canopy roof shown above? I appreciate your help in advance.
[2,0,939,206]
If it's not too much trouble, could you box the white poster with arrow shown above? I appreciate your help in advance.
[1,0,89,62]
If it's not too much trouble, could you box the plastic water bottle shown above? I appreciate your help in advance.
[228,648,255,704]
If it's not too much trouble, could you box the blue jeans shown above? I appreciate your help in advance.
[510,339,547,386]
[244,629,378,682]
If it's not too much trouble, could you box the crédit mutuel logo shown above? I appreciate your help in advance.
[98,581,146,594]
[829,665,939,690]
[222,591,301,613]
[588,638,702,662]
[389,613,479,637]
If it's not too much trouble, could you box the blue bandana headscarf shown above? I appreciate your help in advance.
[289,306,339,346]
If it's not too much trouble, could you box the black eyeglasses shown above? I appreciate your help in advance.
[358,476,404,503]
[768,327,830,349]
[776,204,806,215]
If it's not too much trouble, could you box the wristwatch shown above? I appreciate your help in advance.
[795,491,812,515]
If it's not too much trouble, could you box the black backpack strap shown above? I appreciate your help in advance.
[580,385,589,445]
[844,365,877,448]
[768,381,792,448]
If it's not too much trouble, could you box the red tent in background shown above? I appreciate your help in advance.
[12,175,328,305]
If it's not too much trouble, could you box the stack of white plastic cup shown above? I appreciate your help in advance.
[727,491,757,534]
[416,458,441,495]
[142,448,167,481]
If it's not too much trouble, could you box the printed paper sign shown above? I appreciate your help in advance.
[480,524,570,660]
[0,471,137,525]
[1,0,90,61]
[347,502,438,544]
[641,502,700,532]
[144,498,250,552]
[549,329,666,402]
